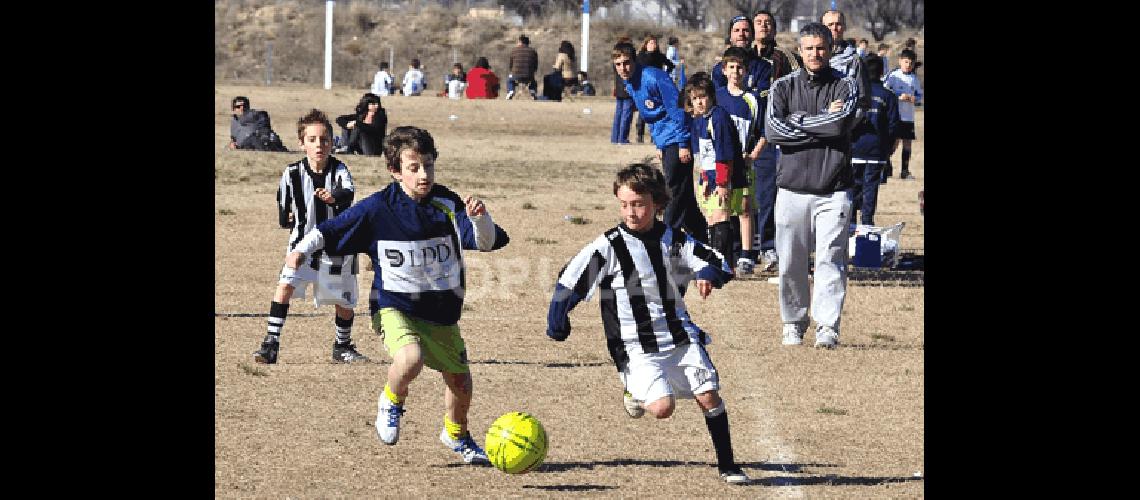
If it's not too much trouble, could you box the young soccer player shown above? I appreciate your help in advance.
[253,109,367,365]
[884,49,922,180]
[716,46,767,275]
[546,163,749,484]
[683,73,747,276]
[281,126,510,463]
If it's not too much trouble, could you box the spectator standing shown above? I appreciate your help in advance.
[821,9,872,125]
[613,41,707,242]
[506,35,539,100]
[884,49,922,180]
[611,36,636,145]
[752,10,802,81]
[849,55,899,224]
[764,22,860,349]
[712,16,772,96]
[665,36,682,83]
[635,35,676,143]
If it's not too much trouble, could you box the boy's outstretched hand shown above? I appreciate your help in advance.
[696,279,713,299]
[465,195,486,216]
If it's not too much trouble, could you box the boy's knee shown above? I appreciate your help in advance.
[644,397,675,419]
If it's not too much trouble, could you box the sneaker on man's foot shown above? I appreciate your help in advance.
[623,390,645,418]
[782,323,805,346]
[440,428,489,464]
[506,90,515,100]
[760,249,779,272]
[375,395,404,445]
[735,258,755,276]
[253,338,279,364]
[334,146,350,154]
[899,170,913,180]
[719,466,750,484]
[814,325,840,349]
[332,342,369,363]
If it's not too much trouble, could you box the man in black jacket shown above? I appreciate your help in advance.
[764,22,860,350]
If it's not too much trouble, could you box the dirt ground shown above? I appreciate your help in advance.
[214,83,924,498]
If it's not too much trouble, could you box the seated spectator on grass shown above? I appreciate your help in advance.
[229,96,287,152]
[334,93,386,156]
[465,57,500,99]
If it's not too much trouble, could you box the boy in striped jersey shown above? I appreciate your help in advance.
[282,126,510,463]
[546,163,749,484]
[254,109,367,365]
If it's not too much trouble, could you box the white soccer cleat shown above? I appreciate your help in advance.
[623,390,645,418]
[375,395,404,445]
[440,428,489,464]
[814,326,840,349]
[782,323,805,346]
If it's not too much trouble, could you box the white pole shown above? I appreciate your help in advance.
[580,0,589,74]
[266,42,273,85]
[324,1,334,89]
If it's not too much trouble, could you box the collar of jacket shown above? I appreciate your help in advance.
[754,41,774,59]
[803,67,837,86]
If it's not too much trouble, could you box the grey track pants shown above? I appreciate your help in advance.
[774,188,851,331]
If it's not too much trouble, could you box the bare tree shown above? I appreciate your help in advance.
[724,0,796,25]
[660,0,713,30]
[500,0,623,20]
[848,0,921,41]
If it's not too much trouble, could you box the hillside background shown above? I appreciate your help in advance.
[214,0,924,94]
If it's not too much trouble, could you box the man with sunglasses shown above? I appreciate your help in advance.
[228,96,287,152]
[229,96,257,150]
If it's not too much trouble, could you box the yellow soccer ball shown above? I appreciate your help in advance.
[485,412,548,474]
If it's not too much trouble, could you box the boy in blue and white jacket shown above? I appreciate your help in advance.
[283,126,510,464]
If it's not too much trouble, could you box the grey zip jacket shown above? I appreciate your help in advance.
[764,67,860,194]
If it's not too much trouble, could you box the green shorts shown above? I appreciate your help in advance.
[696,168,754,216]
[372,308,469,373]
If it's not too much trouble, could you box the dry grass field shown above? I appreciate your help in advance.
[215,83,924,498]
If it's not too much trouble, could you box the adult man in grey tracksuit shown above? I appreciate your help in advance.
[764,22,860,349]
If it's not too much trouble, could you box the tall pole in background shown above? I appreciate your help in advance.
[324,1,334,89]
[266,42,273,85]
[581,0,589,74]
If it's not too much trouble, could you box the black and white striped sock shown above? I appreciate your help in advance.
[334,314,354,345]
[266,301,289,343]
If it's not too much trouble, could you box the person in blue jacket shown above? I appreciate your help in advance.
[612,41,707,243]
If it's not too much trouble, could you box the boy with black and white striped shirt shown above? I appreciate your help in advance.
[253,109,367,365]
[546,163,749,484]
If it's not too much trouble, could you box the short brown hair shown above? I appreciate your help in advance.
[613,163,669,207]
[681,73,715,115]
[612,41,636,61]
[383,126,438,172]
[296,109,333,141]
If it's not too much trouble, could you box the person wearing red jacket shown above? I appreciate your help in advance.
[464,57,500,99]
